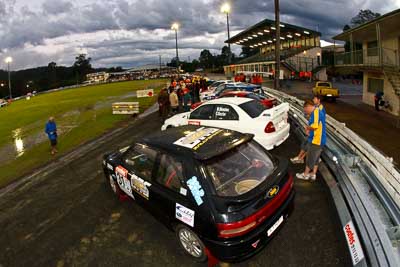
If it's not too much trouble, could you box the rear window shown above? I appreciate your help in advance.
[318,82,330,87]
[239,100,267,118]
[204,141,274,197]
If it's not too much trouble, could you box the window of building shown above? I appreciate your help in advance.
[367,77,384,93]
[367,41,378,56]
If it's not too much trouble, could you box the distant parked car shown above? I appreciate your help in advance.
[191,91,277,110]
[0,99,7,108]
[201,83,263,101]
[312,81,339,100]
[220,91,277,109]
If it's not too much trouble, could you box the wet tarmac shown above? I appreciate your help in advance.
[0,112,351,267]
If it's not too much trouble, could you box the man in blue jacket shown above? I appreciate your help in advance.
[45,117,58,155]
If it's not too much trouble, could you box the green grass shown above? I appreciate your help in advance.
[0,80,166,188]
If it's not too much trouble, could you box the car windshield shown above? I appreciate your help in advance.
[210,82,222,88]
[204,141,274,197]
[239,100,267,118]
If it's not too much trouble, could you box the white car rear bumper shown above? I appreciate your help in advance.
[254,123,290,150]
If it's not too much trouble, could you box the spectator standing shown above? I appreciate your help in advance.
[291,95,325,164]
[45,117,58,155]
[182,86,191,112]
[158,88,170,121]
[374,91,384,111]
[194,81,201,102]
[169,89,179,114]
[296,100,327,181]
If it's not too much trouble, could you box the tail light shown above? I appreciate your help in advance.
[216,174,294,239]
[264,122,276,133]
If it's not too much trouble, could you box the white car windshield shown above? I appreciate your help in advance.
[204,141,274,197]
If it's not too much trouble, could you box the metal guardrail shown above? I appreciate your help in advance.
[263,87,400,267]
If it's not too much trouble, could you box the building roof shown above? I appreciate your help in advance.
[226,18,321,48]
[333,8,400,41]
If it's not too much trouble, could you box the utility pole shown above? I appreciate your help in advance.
[7,62,11,98]
[274,0,280,90]
[171,23,180,76]
[159,55,162,76]
[5,57,12,99]
[226,11,231,64]
[221,3,231,64]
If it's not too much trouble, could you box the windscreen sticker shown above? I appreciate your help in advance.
[179,187,187,196]
[186,176,204,206]
[176,203,195,227]
[174,127,221,151]
[130,174,151,200]
[115,166,133,198]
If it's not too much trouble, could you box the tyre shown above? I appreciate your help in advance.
[175,225,208,262]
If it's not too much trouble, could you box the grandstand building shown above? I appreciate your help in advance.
[224,19,327,81]
[86,72,110,84]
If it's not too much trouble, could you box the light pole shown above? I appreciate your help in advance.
[221,3,231,64]
[5,57,12,99]
[171,23,180,74]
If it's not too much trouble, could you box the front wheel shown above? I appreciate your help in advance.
[176,225,208,262]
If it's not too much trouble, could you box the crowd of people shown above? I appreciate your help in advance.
[157,76,209,121]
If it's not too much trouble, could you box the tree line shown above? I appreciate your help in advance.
[0,54,102,98]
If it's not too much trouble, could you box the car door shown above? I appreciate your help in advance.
[187,104,215,127]
[148,153,197,228]
[206,104,240,131]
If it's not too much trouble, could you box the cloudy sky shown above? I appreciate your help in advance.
[0,0,399,70]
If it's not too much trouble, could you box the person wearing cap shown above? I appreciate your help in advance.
[45,117,58,155]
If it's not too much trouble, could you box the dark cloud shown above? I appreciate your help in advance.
[0,0,398,69]
[42,0,73,15]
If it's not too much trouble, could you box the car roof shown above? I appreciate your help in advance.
[204,97,253,105]
[142,126,253,161]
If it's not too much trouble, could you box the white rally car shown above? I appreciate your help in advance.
[200,80,233,101]
[161,98,290,150]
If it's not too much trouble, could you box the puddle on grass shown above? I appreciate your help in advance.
[12,129,25,157]
[0,89,155,165]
